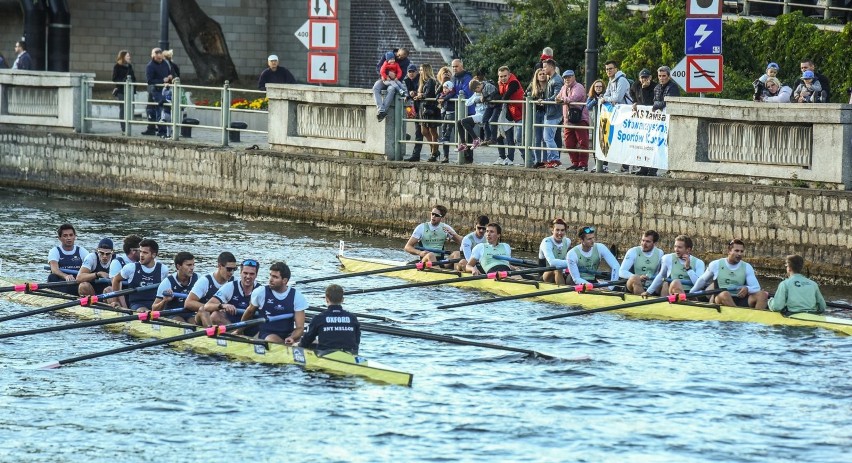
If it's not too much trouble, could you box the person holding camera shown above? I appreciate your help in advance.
[756,77,792,103]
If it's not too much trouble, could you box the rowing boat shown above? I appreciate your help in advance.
[0,276,413,386]
[336,255,852,336]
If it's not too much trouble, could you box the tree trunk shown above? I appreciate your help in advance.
[169,0,238,84]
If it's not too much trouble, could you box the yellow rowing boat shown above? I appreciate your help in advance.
[337,255,852,336]
[0,276,413,386]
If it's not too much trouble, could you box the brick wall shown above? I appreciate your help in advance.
[1,128,851,283]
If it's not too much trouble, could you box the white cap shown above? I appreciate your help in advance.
[268,55,278,61]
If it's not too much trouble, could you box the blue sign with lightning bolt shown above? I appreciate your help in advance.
[685,18,722,55]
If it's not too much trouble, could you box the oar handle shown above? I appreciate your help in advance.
[493,255,539,267]
[415,246,447,255]
[42,266,80,275]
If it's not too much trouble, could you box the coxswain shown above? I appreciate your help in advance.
[768,255,826,314]
[184,252,237,323]
[112,238,168,311]
[618,230,664,295]
[538,218,571,285]
[199,259,262,335]
[456,215,489,272]
[152,251,199,323]
[241,261,308,344]
[299,284,361,356]
[690,239,768,309]
[644,235,705,296]
[565,226,620,285]
[404,204,463,264]
[466,223,513,276]
[77,238,116,296]
[47,223,89,295]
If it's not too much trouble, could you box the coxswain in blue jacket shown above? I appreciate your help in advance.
[299,284,361,356]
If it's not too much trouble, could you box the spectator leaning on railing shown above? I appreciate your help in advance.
[11,40,33,70]
[757,77,792,103]
[556,69,589,172]
[790,59,829,103]
[111,50,137,132]
[144,48,172,136]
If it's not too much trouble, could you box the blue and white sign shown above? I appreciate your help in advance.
[685,18,722,55]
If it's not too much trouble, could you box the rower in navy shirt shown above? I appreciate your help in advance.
[184,251,237,323]
[199,258,262,329]
[112,238,168,311]
[300,284,361,356]
[242,261,308,344]
[152,251,199,323]
[47,223,89,295]
[77,238,116,296]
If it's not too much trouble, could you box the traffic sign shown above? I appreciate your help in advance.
[686,55,723,93]
[685,18,722,55]
[310,20,338,50]
[671,56,687,90]
[309,0,337,19]
[308,52,338,84]
[295,21,310,49]
[686,0,722,17]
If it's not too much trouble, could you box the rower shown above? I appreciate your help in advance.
[644,235,705,296]
[690,239,768,309]
[466,223,513,276]
[565,226,620,285]
[112,238,169,311]
[241,261,308,344]
[198,259,262,334]
[299,284,361,356]
[404,204,463,265]
[768,255,826,314]
[619,230,664,295]
[184,251,237,323]
[47,223,89,295]
[77,238,116,296]
[152,251,199,323]
[456,215,489,272]
[108,235,142,279]
[538,218,570,284]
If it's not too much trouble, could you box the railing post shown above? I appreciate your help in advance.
[393,95,404,161]
[523,97,534,168]
[221,80,231,147]
[171,77,181,140]
[742,0,750,16]
[455,92,465,164]
[79,77,90,134]
[124,76,132,136]
[783,0,791,14]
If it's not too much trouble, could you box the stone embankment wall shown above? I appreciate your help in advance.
[1,129,850,283]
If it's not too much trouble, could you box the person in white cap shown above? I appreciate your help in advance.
[258,54,296,91]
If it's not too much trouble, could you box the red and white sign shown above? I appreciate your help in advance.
[686,0,722,17]
[310,20,338,50]
[308,52,338,84]
[309,0,337,19]
[686,55,723,93]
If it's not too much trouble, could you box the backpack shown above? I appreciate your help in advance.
[618,75,634,104]
[481,80,500,104]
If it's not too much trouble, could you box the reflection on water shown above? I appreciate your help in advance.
[0,188,849,462]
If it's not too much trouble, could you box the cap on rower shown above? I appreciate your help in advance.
[578,226,596,237]
[98,238,114,249]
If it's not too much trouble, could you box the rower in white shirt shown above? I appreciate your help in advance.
[538,218,571,285]
[456,215,489,272]
[644,235,705,296]
[689,239,768,309]
[404,204,463,265]
[184,251,237,324]
[618,230,664,295]
[565,226,620,285]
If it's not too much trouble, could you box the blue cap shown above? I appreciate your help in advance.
[385,51,395,60]
[97,238,114,249]
[407,63,417,72]
[802,70,815,79]
[766,62,779,70]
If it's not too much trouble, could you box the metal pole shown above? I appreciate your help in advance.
[393,95,404,161]
[79,77,88,134]
[455,93,464,164]
[159,0,169,51]
[584,0,599,93]
[171,77,180,140]
[523,98,534,168]
[222,81,230,147]
[124,76,132,136]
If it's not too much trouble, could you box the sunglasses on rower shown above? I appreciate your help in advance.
[242,259,259,268]
[431,212,443,218]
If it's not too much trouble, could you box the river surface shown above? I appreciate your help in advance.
[0,188,849,463]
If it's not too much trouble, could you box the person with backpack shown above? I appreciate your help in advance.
[602,60,633,173]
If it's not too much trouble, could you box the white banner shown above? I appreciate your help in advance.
[594,103,669,169]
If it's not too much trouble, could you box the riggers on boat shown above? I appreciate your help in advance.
[0,277,413,386]
[336,255,852,336]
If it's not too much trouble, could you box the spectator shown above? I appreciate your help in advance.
[557,70,589,171]
[758,77,792,103]
[586,79,606,173]
[527,68,549,168]
[437,81,457,161]
[416,64,442,163]
[11,40,33,70]
[630,69,655,108]
[474,68,500,145]
[403,64,424,162]
[540,59,564,168]
[451,59,474,117]
[374,48,410,77]
[494,65,525,166]
[535,46,554,70]
[111,50,137,132]
[455,79,486,154]
[602,59,632,172]
[162,49,180,79]
[143,48,172,136]
[258,54,296,91]
[159,82,174,138]
[0,53,7,68]
[752,62,780,101]
[371,49,410,120]
[791,59,830,102]
[793,70,823,103]
[652,66,680,112]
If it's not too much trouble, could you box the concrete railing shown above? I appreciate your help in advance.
[0,70,93,131]
[666,97,852,190]
[266,84,397,159]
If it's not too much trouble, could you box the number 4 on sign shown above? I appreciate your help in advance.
[308,53,338,84]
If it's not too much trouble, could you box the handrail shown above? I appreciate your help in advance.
[400,0,472,58]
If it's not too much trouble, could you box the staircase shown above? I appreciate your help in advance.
[446,0,511,43]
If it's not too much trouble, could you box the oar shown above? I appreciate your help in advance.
[827,301,852,311]
[415,245,448,255]
[37,313,292,369]
[343,266,556,295]
[0,278,108,294]
[357,321,558,359]
[298,258,462,284]
[42,266,80,274]
[0,309,188,340]
[493,255,540,268]
[0,285,158,323]
[538,288,726,320]
[435,279,627,310]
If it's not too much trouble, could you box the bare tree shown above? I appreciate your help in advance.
[169,0,238,84]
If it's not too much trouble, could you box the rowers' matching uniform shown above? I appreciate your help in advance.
[566,243,620,284]
[250,285,309,340]
[646,253,706,295]
[109,254,134,279]
[538,236,570,269]
[470,242,512,273]
[768,273,826,314]
[80,251,114,294]
[120,260,169,310]
[47,245,88,283]
[412,222,458,251]
[213,279,262,324]
[461,231,486,261]
[190,273,232,304]
[155,272,199,312]
[618,246,664,287]
[299,305,361,355]
[690,258,761,305]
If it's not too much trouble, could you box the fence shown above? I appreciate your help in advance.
[79,77,269,146]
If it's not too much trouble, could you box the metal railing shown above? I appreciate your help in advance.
[400,0,472,58]
[79,77,269,146]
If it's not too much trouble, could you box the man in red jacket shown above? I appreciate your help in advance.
[494,66,525,165]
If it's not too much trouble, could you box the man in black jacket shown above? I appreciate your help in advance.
[790,59,830,102]
[403,64,423,161]
[630,69,656,108]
